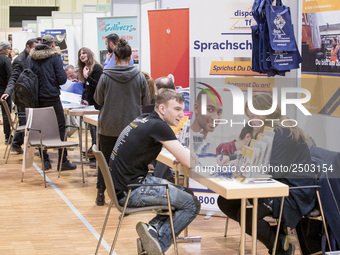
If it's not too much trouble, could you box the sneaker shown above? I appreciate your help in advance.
[96,192,105,206]
[136,222,162,255]
[43,160,52,171]
[137,238,148,255]
[58,160,77,171]
[11,146,23,154]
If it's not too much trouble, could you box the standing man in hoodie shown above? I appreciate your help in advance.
[29,34,76,171]
[1,38,39,153]
[94,38,149,206]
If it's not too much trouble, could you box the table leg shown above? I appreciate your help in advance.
[252,198,258,255]
[79,117,85,183]
[240,198,246,255]
[85,121,89,161]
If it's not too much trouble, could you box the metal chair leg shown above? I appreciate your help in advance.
[316,190,332,251]
[95,201,113,255]
[166,186,178,255]
[58,148,65,178]
[224,216,229,237]
[272,196,285,255]
[5,138,14,164]
[110,189,132,255]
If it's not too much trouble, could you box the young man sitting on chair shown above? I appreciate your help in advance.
[108,89,200,255]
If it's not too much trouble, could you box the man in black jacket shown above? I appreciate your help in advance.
[0,40,12,144]
[1,38,38,153]
[29,34,76,171]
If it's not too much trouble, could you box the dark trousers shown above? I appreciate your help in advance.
[0,95,12,140]
[97,134,118,189]
[38,99,67,162]
[12,104,26,148]
[217,196,277,253]
[89,124,96,145]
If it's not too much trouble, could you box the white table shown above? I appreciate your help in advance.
[63,106,99,164]
[157,150,289,255]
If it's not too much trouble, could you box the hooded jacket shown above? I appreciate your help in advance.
[30,44,67,100]
[94,65,149,137]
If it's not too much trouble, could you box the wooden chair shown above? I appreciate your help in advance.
[92,145,178,255]
[1,99,26,163]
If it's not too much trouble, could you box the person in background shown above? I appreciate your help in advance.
[65,64,78,81]
[1,38,39,153]
[36,37,42,44]
[217,93,316,255]
[0,40,12,144]
[108,89,200,255]
[216,125,253,165]
[77,47,103,165]
[331,37,339,63]
[154,76,175,96]
[29,34,76,171]
[103,33,134,69]
[11,48,19,63]
[142,71,155,104]
[94,38,149,206]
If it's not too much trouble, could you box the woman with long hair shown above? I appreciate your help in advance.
[94,38,149,206]
[77,47,103,162]
[218,93,316,255]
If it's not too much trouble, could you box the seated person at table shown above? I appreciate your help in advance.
[151,76,176,181]
[218,93,316,255]
[216,125,253,165]
[108,89,200,255]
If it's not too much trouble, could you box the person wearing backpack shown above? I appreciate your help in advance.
[29,34,76,171]
[1,38,39,153]
[0,40,12,144]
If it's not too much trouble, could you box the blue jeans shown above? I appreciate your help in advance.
[119,175,200,252]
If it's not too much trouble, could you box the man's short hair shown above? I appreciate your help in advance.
[106,33,119,44]
[65,64,75,71]
[155,77,175,91]
[26,38,39,48]
[239,125,253,139]
[42,35,55,44]
[155,89,184,109]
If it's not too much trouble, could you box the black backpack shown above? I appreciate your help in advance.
[14,68,39,108]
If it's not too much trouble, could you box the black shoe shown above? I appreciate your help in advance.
[43,160,52,171]
[96,192,105,206]
[11,146,23,154]
[5,135,12,145]
[58,160,77,171]
[136,222,162,255]
[282,244,295,255]
[279,234,289,252]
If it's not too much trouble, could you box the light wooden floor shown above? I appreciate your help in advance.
[0,126,297,255]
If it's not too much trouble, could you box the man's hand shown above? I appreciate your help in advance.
[106,53,112,59]
[216,155,230,165]
[0,94,9,100]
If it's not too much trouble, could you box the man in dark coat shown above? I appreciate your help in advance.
[0,40,12,144]
[1,38,39,153]
[29,34,76,171]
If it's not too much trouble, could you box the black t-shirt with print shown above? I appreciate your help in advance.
[109,111,177,192]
